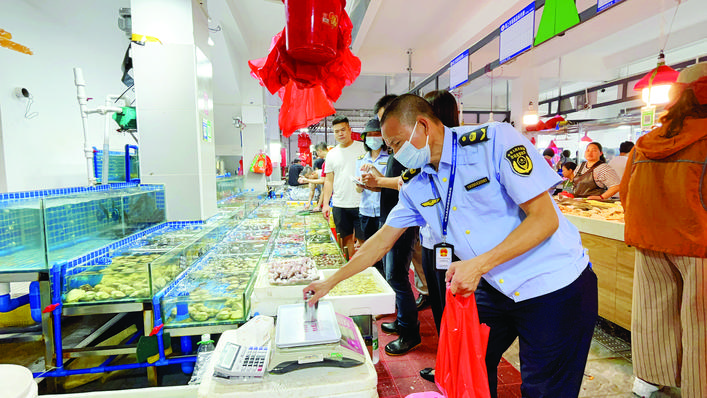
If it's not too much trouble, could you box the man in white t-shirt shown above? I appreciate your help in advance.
[322,116,365,259]
[608,141,634,180]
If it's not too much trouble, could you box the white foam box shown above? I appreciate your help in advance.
[251,267,394,317]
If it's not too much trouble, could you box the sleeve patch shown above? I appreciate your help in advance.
[505,145,533,176]
[401,168,420,183]
[465,177,490,191]
[458,127,489,146]
[420,198,441,207]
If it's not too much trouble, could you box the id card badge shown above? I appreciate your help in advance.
[434,242,454,270]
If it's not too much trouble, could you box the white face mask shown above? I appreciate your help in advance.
[365,137,383,150]
[393,121,430,169]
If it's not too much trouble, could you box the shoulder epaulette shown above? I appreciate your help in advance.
[358,154,366,160]
[458,126,489,147]
[401,168,420,183]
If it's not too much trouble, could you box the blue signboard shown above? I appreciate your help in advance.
[449,50,470,89]
[597,0,625,13]
[499,2,536,64]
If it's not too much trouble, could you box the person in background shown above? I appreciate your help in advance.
[417,89,461,383]
[361,94,423,356]
[572,142,621,199]
[608,141,634,179]
[298,166,321,210]
[620,62,707,398]
[300,142,329,210]
[560,161,577,195]
[306,94,597,398]
[556,149,572,172]
[543,148,555,168]
[355,117,389,275]
[287,158,304,186]
[321,116,365,259]
[313,142,328,170]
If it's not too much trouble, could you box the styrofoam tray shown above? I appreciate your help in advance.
[251,267,394,317]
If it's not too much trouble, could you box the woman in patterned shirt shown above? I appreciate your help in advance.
[572,142,621,199]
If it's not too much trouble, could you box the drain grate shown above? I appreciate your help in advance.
[593,326,632,361]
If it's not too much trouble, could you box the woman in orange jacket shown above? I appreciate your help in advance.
[620,62,707,398]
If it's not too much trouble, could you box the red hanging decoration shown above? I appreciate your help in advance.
[248,0,361,137]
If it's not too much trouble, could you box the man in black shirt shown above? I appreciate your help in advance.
[287,159,304,186]
[313,142,328,170]
[360,95,421,356]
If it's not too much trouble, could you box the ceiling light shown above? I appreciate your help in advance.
[633,51,679,105]
[522,101,539,126]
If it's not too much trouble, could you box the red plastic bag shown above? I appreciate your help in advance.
[248,0,361,137]
[435,289,491,398]
[264,154,273,177]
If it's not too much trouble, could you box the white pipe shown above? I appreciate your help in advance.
[74,67,96,186]
[102,95,123,185]
[102,97,112,185]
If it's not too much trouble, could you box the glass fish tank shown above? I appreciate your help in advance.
[44,186,165,268]
[0,198,45,272]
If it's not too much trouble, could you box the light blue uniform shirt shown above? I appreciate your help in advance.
[386,123,588,302]
[356,150,389,217]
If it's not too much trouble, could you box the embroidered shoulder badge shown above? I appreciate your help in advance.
[505,145,533,176]
[358,154,366,160]
[420,198,441,207]
[458,127,489,147]
[401,168,420,183]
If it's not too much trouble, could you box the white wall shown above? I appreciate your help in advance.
[0,0,135,192]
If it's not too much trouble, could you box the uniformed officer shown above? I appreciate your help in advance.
[355,117,389,276]
[305,94,598,398]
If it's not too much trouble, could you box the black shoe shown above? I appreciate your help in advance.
[381,320,399,335]
[420,367,435,382]
[384,334,421,356]
[416,294,429,310]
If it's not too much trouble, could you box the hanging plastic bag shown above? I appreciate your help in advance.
[264,154,273,177]
[435,289,491,398]
[250,152,268,174]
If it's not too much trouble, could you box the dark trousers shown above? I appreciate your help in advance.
[360,215,383,275]
[383,226,420,334]
[421,246,453,334]
[476,265,598,398]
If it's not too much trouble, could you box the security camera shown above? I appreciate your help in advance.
[14,87,30,99]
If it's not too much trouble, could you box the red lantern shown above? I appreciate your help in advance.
[285,0,342,64]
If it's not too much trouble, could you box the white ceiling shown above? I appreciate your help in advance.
[214,0,707,113]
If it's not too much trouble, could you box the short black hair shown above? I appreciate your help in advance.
[562,149,572,158]
[380,94,439,128]
[292,158,301,164]
[315,142,328,152]
[543,148,555,157]
[332,115,349,126]
[374,95,398,115]
[563,161,577,171]
[619,141,634,154]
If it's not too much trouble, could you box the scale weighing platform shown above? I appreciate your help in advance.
[199,305,376,398]
[269,301,366,374]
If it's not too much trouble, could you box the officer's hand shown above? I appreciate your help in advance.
[361,173,380,189]
[361,164,383,176]
[303,278,336,306]
[396,177,403,191]
[446,258,484,297]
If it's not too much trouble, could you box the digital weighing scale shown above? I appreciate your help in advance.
[268,301,366,374]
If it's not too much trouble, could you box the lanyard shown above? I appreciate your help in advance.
[428,131,457,243]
